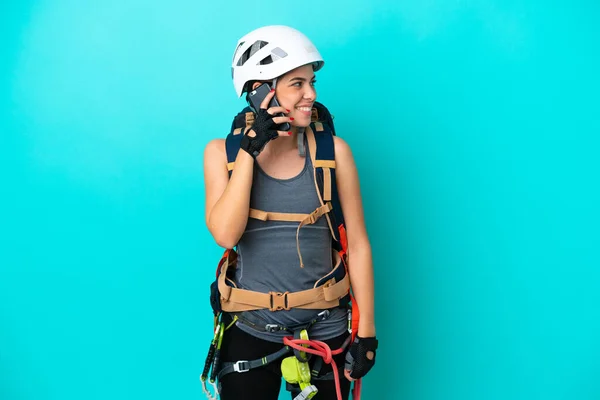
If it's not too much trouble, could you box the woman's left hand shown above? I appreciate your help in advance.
[344,335,379,381]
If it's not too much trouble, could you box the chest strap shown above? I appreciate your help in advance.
[249,203,333,268]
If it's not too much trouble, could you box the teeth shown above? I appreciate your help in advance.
[296,107,311,112]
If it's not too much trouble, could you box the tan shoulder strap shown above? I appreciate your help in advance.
[305,126,337,239]
[313,122,324,132]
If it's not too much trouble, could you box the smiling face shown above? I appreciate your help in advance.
[273,64,317,128]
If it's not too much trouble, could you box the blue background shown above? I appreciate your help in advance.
[1,1,599,399]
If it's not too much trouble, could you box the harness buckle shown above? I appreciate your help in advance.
[265,324,282,333]
[316,309,330,322]
[233,360,250,373]
[269,291,290,311]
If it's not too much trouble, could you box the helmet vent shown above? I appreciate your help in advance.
[236,40,269,66]
[258,47,288,66]
[232,41,245,63]
[259,55,273,65]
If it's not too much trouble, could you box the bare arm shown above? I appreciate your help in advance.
[333,136,376,338]
[203,139,255,249]
[204,89,293,249]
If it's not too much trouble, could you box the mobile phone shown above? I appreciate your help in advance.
[248,83,291,132]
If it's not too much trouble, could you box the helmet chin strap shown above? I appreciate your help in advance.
[297,127,306,157]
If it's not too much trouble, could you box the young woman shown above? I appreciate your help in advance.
[203,25,378,400]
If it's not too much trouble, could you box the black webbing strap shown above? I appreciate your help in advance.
[217,346,291,381]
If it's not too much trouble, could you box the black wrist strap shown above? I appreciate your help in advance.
[240,134,261,159]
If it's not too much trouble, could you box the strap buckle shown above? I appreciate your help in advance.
[294,385,319,400]
[316,309,330,322]
[245,112,255,127]
[233,360,250,373]
[265,323,283,333]
[269,291,290,311]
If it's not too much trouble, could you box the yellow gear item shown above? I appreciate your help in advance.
[281,330,318,400]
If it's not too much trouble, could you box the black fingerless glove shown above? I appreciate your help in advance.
[345,335,378,379]
[240,108,279,158]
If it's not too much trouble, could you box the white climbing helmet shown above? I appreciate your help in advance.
[231,25,324,97]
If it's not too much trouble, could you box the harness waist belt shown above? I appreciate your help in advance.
[218,273,350,312]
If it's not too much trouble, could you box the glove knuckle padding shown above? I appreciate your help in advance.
[240,109,278,158]
[345,336,378,379]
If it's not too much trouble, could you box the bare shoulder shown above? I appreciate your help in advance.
[333,135,350,151]
[203,138,228,184]
[204,138,227,161]
[333,136,355,167]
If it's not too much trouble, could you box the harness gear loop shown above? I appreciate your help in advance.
[233,308,332,334]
